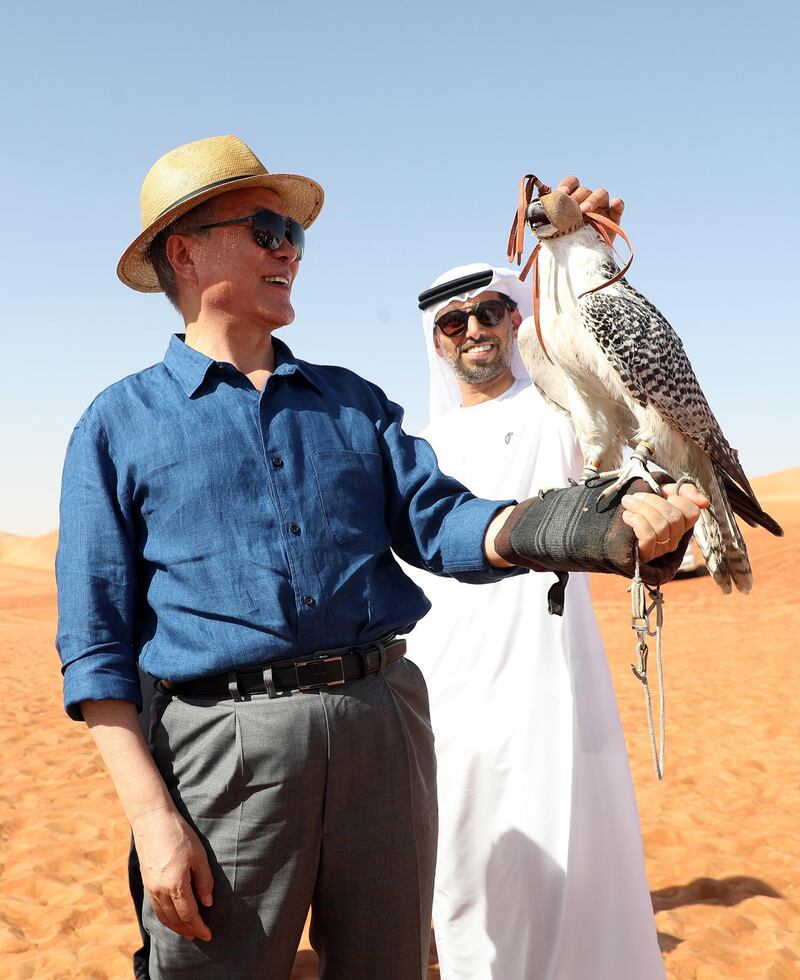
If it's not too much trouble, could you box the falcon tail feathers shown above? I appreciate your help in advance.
[691,470,752,594]
[719,472,784,537]
[711,474,752,594]
[694,507,733,594]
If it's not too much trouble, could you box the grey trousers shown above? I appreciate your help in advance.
[145,656,438,980]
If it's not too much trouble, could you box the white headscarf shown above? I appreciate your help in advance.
[419,263,533,422]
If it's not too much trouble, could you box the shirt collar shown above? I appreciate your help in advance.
[163,334,322,397]
[163,334,215,396]
[271,336,323,394]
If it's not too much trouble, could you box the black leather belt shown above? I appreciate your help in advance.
[167,635,407,699]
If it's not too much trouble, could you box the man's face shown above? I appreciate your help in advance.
[433,290,519,385]
[180,187,300,330]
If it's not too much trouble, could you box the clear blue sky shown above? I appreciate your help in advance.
[1,0,797,534]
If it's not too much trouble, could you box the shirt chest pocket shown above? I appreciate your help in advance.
[312,450,390,551]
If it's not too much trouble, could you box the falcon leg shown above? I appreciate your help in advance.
[581,462,601,482]
[598,441,662,498]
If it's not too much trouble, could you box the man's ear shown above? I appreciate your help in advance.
[432,330,445,358]
[166,233,200,288]
[511,307,522,336]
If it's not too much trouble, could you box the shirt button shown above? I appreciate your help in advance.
[272,456,284,468]
[302,595,316,607]
[289,522,301,535]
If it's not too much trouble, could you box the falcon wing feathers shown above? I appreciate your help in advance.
[578,277,755,499]
[719,471,783,536]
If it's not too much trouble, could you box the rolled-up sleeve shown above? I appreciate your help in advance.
[56,409,142,720]
[376,393,524,584]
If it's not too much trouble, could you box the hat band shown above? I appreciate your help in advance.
[418,269,494,310]
[151,172,260,223]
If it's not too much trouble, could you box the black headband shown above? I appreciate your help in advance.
[417,269,494,310]
[152,173,255,223]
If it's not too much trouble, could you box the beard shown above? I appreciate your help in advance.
[441,339,513,385]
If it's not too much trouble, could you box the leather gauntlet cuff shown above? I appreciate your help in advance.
[494,476,692,587]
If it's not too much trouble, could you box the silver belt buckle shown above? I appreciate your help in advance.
[294,655,346,691]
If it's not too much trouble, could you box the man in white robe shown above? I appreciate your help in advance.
[407,247,666,978]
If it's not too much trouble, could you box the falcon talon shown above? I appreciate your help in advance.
[597,443,659,498]
[598,464,661,500]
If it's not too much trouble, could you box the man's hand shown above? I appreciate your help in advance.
[556,176,624,228]
[132,805,215,941]
[80,699,216,943]
[622,482,708,563]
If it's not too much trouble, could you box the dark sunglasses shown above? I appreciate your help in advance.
[195,209,305,259]
[434,297,516,338]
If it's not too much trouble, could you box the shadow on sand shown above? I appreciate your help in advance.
[657,931,683,953]
[651,875,783,912]
[652,875,784,957]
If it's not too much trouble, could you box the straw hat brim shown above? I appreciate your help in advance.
[117,172,324,293]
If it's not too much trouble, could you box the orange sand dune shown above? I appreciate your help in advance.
[0,530,59,572]
[0,471,797,978]
[746,466,799,502]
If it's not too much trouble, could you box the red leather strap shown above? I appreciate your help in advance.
[513,242,553,364]
[507,176,553,365]
[579,212,634,297]
[507,177,635,365]
[519,240,539,281]
[528,243,554,365]
[507,174,551,265]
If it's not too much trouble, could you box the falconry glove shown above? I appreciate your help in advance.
[494,475,693,615]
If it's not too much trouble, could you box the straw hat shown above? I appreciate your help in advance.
[117,134,325,292]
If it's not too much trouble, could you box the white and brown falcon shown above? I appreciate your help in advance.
[508,176,782,594]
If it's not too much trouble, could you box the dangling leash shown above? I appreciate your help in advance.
[506,174,552,362]
[629,544,666,779]
[507,173,551,265]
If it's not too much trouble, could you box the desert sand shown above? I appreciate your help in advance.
[1,470,797,979]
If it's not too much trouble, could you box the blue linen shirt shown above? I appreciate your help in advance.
[56,335,518,720]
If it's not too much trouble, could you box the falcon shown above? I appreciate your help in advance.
[507,175,782,594]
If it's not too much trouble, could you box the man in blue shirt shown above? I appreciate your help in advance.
[56,135,705,980]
